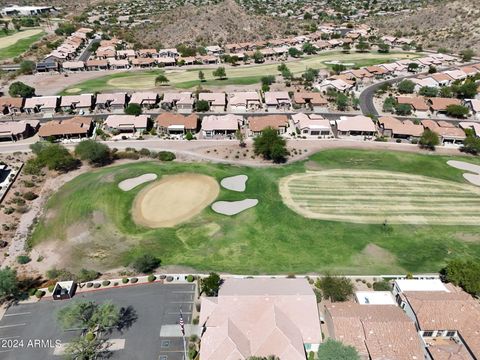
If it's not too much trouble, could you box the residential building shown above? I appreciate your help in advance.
[316,79,354,93]
[336,115,377,138]
[465,99,480,120]
[291,113,332,137]
[378,116,423,140]
[129,92,158,108]
[0,97,24,115]
[62,61,85,71]
[161,92,194,113]
[264,91,292,111]
[0,120,39,141]
[23,96,59,115]
[38,116,93,140]
[421,120,466,144]
[201,114,241,138]
[104,115,149,133]
[85,59,109,70]
[248,115,289,136]
[292,92,328,112]
[324,302,424,360]
[396,96,430,118]
[427,97,462,116]
[60,94,93,113]
[200,278,322,360]
[95,93,127,111]
[198,93,227,112]
[228,92,262,113]
[156,113,198,135]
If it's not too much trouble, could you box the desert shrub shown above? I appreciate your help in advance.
[23,191,38,201]
[77,268,100,283]
[16,255,31,264]
[113,282,118,286]
[186,275,194,282]
[122,278,129,284]
[28,288,37,296]
[148,275,156,282]
[85,332,95,341]
[93,283,101,288]
[102,280,111,287]
[373,281,391,291]
[130,277,138,283]
[158,151,176,161]
[23,181,35,188]
[159,275,166,280]
[35,290,45,298]
[192,317,199,325]
[139,148,150,157]
[114,151,140,160]
[131,254,161,273]
[48,285,55,293]
[86,282,93,288]
[166,276,173,282]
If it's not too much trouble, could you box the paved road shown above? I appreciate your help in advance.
[78,38,100,63]
[0,283,195,360]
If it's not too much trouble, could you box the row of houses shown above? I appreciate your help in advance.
[316,54,458,93]
[0,91,330,116]
[396,96,480,120]
[197,277,480,360]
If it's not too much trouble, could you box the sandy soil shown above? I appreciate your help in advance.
[132,173,219,228]
[220,175,248,192]
[447,160,480,186]
[0,28,43,49]
[118,173,157,191]
[279,169,480,225]
[211,199,258,215]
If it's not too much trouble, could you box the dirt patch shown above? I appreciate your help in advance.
[279,169,480,225]
[67,222,91,245]
[348,244,404,274]
[92,210,105,225]
[454,232,480,243]
[132,173,219,228]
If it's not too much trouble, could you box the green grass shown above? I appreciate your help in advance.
[0,31,45,60]
[59,50,422,94]
[29,149,480,275]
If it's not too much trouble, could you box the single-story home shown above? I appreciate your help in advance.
[62,61,85,71]
[264,91,292,111]
[85,59,109,70]
[0,120,39,141]
[293,92,328,112]
[201,114,241,138]
[129,92,158,108]
[465,99,480,121]
[228,92,262,113]
[291,113,332,137]
[427,97,462,116]
[95,93,127,111]
[248,115,289,136]
[378,116,423,139]
[198,92,226,112]
[38,116,94,140]
[421,120,466,144]
[60,94,93,113]
[396,96,430,118]
[104,115,149,133]
[23,96,59,115]
[156,113,198,135]
[316,79,354,93]
[161,92,194,113]
[0,97,24,115]
[108,59,130,69]
[336,115,377,138]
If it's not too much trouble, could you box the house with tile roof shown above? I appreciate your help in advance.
[291,113,332,137]
[293,92,328,112]
[104,115,149,133]
[201,114,241,138]
[38,117,93,140]
[248,115,289,136]
[198,93,227,112]
[378,116,424,140]
[200,278,322,360]
[161,92,195,114]
[156,113,199,135]
[228,92,262,113]
[335,115,377,138]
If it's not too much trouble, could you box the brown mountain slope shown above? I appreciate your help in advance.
[368,0,480,54]
[125,0,302,48]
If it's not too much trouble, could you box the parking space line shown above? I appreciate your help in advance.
[171,291,195,294]
[4,312,31,317]
[0,323,26,329]
[169,301,193,304]
[167,312,191,315]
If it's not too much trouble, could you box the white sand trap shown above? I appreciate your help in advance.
[220,175,248,192]
[464,173,480,186]
[447,160,480,174]
[132,173,219,228]
[212,199,258,215]
[118,173,157,191]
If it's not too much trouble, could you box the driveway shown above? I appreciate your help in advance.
[0,283,196,360]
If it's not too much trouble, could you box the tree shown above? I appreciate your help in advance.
[302,68,319,84]
[460,48,475,62]
[288,47,302,58]
[419,129,440,150]
[377,42,390,53]
[19,60,36,75]
[419,86,438,97]
[0,267,19,303]
[383,96,397,112]
[253,50,264,63]
[253,127,288,163]
[196,99,210,112]
[336,93,349,111]
[342,43,351,53]
[261,75,276,87]
[198,70,205,82]
[57,300,121,333]
[428,65,437,74]
[212,66,227,80]
[462,135,480,155]
[302,42,317,55]
[75,140,112,167]
[64,336,110,360]
[235,129,246,147]
[397,80,415,94]
[317,339,360,360]
[455,81,477,99]
[35,143,79,172]
[444,259,480,296]
[131,254,161,273]
[395,103,412,116]
[9,81,35,97]
[355,40,370,52]
[332,64,346,74]
[200,273,222,296]
[440,86,453,98]
[155,74,169,85]
[316,275,354,302]
[407,63,419,72]
[445,104,469,118]
[125,103,142,116]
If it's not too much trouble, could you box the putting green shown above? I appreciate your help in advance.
[280,169,480,225]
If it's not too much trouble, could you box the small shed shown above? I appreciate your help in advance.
[52,281,77,300]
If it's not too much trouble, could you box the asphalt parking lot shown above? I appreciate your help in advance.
[0,282,196,360]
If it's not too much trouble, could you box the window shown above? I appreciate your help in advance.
[423,331,434,337]
[446,331,456,337]
[160,340,170,348]
[158,356,168,360]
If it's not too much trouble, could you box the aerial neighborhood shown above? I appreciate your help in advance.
[0,1,479,360]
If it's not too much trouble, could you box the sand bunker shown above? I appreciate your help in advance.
[212,199,258,216]
[118,173,157,191]
[132,173,219,228]
[220,175,248,192]
[447,160,480,186]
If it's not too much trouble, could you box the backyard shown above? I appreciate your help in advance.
[28,149,480,275]
[60,51,422,94]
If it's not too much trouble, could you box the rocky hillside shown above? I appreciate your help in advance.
[124,0,302,48]
[368,0,480,54]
